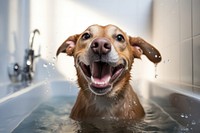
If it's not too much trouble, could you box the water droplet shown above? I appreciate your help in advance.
[26,60,31,65]
[191,120,196,125]
[43,64,47,68]
[52,56,56,61]
[101,117,105,120]
[133,101,137,105]
[154,64,158,78]
[185,114,188,118]
[44,80,48,85]
[180,113,184,118]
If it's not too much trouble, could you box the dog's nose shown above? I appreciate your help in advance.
[91,38,111,55]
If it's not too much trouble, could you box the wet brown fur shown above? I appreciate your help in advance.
[56,24,161,121]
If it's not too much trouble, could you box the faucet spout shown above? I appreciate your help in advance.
[29,29,40,49]
[21,29,41,83]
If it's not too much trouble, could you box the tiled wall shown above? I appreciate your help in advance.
[153,0,200,86]
[0,0,153,83]
[193,0,200,86]
[1,0,199,87]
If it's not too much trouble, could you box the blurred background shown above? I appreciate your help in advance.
[0,0,199,89]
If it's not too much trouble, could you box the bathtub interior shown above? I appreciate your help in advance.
[132,79,200,132]
[0,78,200,132]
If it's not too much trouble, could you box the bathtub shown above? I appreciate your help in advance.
[0,79,200,132]
[0,79,78,133]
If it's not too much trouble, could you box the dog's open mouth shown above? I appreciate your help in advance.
[79,60,126,95]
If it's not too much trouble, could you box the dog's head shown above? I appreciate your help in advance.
[57,24,161,96]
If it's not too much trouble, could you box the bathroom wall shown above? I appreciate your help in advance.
[0,0,154,84]
[29,0,154,81]
[3,0,198,87]
[152,0,200,87]
[0,0,30,84]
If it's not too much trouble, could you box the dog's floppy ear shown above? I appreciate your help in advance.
[129,37,162,64]
[56,34,80,56]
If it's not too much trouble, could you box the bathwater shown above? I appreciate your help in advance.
[13,96,187,133]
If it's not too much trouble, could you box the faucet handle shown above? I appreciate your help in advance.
[8,63,21,83]
[34,54,41,58]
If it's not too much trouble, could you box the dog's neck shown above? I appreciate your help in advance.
[71,71,144,120]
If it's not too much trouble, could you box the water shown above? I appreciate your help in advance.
[13,96,185,133]
[154,64,158,79]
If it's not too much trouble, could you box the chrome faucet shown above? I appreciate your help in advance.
[8,29,40,83]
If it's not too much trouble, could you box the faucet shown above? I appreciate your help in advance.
[8,29,41,83]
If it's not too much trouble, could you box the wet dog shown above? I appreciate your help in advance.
[56,24,161,121]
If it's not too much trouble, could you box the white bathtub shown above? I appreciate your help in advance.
[0,79,200,132]
[0,79,78,133]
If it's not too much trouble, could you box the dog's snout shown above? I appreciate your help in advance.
[91,38,111,55]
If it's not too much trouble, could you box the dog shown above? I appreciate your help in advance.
[56,24,161,121]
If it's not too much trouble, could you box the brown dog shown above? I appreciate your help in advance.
[56,24,161,121]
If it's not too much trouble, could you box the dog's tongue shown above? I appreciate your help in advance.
[91,62,111,88]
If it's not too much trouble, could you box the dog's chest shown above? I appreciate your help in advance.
[90,96,123,115]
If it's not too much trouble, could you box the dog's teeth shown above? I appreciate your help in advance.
[91,76,111,85]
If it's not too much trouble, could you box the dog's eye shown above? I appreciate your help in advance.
[116,34,125,42]
[82,33,91,40]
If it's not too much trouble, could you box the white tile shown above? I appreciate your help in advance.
[153,0,180,47]
[192,0,200,36]
[180,39,193,84]
[193,35,200,86]
[152,0,181,81]
[180,0,192,40]
[157,44,180,81]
